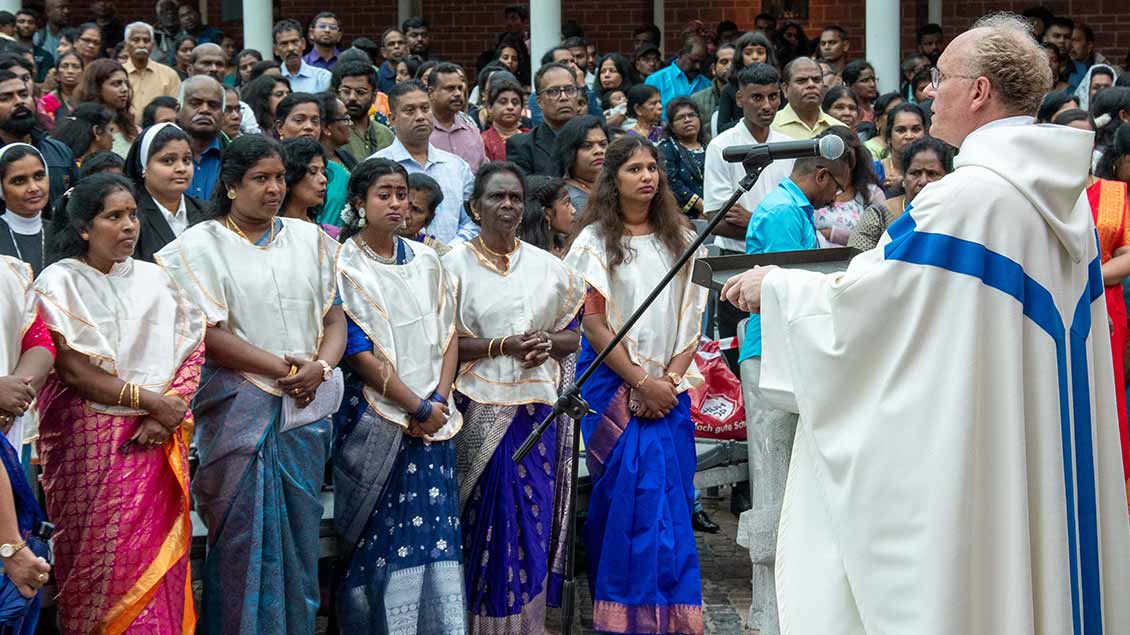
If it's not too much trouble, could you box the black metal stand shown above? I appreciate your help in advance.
[513,149,774,634]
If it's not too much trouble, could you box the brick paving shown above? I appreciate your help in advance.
[544,489,755,635]
[313,490,753,634]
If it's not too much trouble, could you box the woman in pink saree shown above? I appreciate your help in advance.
[33,174,205,634]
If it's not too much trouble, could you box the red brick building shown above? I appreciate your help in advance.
[61,0,1130,81]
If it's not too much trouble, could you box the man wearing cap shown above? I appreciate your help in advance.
[634,42,662,79]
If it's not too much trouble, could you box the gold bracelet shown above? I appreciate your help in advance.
[287,364,298,377]
[134,384,141,411]
[499,336,510,358]
[486,338,495,359]
[117,382,129,406]
[632,374,650,389]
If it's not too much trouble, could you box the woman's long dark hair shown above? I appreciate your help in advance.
[520,175,567,251]
[50,102,114,160]
[281,137,328,221]
[243,74,291,135]
[1096,124,1130,181]
[340,158,410,240]
[556,115,609,179]
[208,134,285,218]
[75,59,138,140]
[594,53,634,104]
[493,35,531,86]
[572,135,691,268]
[47,173,135,264]
[730,31,778,90]
[825,125,879,205]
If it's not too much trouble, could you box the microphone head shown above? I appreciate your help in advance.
[818,134,846,160]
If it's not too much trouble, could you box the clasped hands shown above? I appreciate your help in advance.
[127,392,189,450]
[495,331,554,369]
[629,373,679,419]
[277,355,327,409]
[0,375,34,433]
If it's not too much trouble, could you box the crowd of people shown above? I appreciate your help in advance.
[0,1,1128,634]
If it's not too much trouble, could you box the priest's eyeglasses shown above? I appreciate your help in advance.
[930,66,978,89]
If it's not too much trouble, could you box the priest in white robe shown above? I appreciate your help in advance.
[722,14,1130,634]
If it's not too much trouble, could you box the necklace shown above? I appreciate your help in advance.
[357,234,398,265]
[226,214,275,246]
[5,223,44,272]
[475,236,518,258]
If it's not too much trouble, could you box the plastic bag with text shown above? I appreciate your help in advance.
[691,339,746,440]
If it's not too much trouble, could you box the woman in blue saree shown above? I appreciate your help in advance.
[156,135,346,634]
[564,136,708,635]
[445,162,585,633]
[331,158,467,633]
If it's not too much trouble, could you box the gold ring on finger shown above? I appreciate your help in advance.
[37,573,48,583]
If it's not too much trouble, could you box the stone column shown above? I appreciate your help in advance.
[242,0,273,62]
[866,0,902,94]
[736,358,798,635]
[528,0,560,79]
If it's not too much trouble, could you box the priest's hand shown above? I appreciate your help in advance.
[722,265,777,313]
[0,375,34,418]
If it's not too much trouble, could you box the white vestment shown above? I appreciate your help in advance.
[761,120,1130,634]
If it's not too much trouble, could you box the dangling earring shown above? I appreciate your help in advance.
[80,232,89,240]
[227,189,237,200]
[357,208,367,228]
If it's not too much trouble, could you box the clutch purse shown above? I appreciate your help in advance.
[281,368,344,432]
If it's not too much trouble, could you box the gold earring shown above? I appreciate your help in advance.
[81,232,89,240]
[227,189,237,200]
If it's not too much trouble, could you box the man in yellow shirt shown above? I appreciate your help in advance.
[122,22,180,124]
[771,57,844,139]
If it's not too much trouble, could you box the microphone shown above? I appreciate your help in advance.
[722,135,846,163]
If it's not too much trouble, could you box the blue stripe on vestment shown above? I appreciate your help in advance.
[884,213,1104,634]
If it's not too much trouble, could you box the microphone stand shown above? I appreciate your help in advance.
[513,147,774,634]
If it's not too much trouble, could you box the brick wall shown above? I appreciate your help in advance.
[52,0,1130,83]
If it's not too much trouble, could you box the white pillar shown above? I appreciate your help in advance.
[653,0,664,55]
[243,0,273,57]
[928,0,942,27]
[529,0,560,80]
[398,0,413,28]
[866,0,900,94]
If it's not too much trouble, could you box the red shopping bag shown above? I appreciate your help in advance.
[690,340,746,440]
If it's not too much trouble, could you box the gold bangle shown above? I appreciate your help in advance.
[499,336,510,358]
[632,374,650,389]
[117,382,129,406]
[486,338,495,359]
[134,384,141,411]
[287,364,298,377]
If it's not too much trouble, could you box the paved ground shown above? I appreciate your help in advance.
[309,489,755,634]
[543,489,755,635]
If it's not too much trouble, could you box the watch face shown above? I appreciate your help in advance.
[0,545,13,558]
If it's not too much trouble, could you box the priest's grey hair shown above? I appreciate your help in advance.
[968,13,1053,116]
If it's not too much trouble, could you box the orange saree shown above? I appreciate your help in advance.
[1088,178,1130,505]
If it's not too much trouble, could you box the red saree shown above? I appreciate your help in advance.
[1088,178,1130,507]
[35,344,203,634]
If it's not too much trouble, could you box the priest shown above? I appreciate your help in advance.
[722,14,1130,634]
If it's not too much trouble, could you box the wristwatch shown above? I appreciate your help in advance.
[316,360,333,381]
[0,541,27,559]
